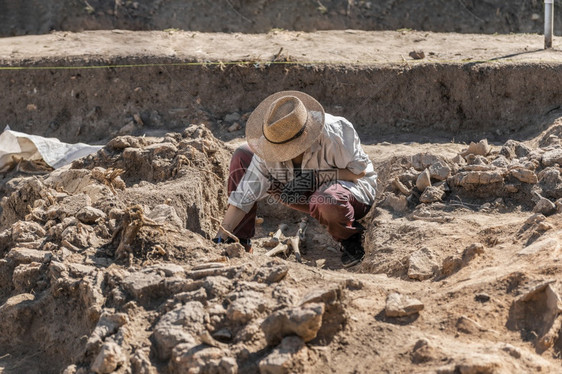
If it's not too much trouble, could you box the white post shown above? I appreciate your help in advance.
[545,0,554,49]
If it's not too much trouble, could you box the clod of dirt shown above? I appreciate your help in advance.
[385,292,424,317]
[409,50,425,60]
[507,281,562,352]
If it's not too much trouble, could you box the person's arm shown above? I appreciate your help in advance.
[337,168,366,183]
[216,204,248,240]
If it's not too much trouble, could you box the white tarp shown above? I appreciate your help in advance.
[0,127,102,172]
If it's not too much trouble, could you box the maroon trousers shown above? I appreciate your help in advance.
[228,144,371,242]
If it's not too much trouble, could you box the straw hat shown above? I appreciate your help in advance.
[246,91,325,162]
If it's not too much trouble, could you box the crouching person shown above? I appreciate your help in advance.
[213,91,377,267]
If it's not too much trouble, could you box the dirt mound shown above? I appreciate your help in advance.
[2,120,562,373]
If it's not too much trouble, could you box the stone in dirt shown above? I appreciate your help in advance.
[419,185,445,203]
[510,167,538,184]
[259,336,307,374]
[90,342,125,374]
[507,281,562,352]
[416,169,431,191]
[382,192,408,212]
[428,161,451,181]
[533,196,556,215]
[461,139,491,157]
[456,315,486,334]
[261,303,325,346]
[385,292,424,317]
[408,247,439,280]
[170,345,237,374]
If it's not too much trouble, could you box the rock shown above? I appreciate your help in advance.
[428,161,451,181]
[86,312,129,354]
[122,272,165,302]
[6,248,52,264]
[474,293,491,303]
[227,122,242,132]
[76,206,107,224]
[382,193,408,212]
[500,140,531,159]
[203,276,233,299]
[510,168,538,184]
[441,255,463,276]
[507,281,561,351]
[153,325,196,361]
[518,238,560,256]
[225,112,241,122]
[409,50,425,59]
[461,139,491,157]
[533,197,556,216]
[385,292,424,317]
[411,338,444,364]
[146,204,183,229]
[225,242,245,258]
[12,262,42,292]
[299,286,341,306]
[456,315,486,334]
[261,303,325,346]
[408,247,439,280]
[91,342,125,374]
[448,170,506,186]
[491,155,510,168]
[541,148,562,167]
[226,295,263,324]
[416,169,432,191]
[419,186,445,204]
[411,153,441,171]
[144,263,185,277]
[254,262,289,284]
[259,336,307,374]
[170,345,236,374]
[131,348,157,374]
[11,221,46,242]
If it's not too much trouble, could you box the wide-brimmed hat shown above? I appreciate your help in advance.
[246,91,325,162]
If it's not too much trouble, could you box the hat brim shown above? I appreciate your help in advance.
[246,91,325,163]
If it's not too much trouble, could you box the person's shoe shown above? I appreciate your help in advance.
[340,232,365,268]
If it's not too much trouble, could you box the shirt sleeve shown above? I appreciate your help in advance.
[329,117,370,175]
[227,154,271,213]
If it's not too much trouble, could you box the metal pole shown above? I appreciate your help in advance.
[545,0,554,49]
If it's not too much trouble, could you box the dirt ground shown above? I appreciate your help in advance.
[1,0,561,36]
[2,7,562,374]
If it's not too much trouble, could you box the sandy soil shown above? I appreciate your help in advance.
[1,29,561,65]
[1,28,562,374]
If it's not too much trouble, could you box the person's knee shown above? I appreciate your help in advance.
[230,145,254,169]
[310,192,343,218]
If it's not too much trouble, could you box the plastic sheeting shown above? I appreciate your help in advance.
[0,127,102,172]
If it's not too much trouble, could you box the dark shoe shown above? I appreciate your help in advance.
[340,232,365,268]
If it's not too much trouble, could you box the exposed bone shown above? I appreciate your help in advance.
[266,219,308,262]
[265,243,290,257]
[264,223,288,248]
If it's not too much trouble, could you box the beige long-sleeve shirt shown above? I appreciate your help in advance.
[228,113,377,213]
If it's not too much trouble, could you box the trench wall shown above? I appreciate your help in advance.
[1,61,561,144]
